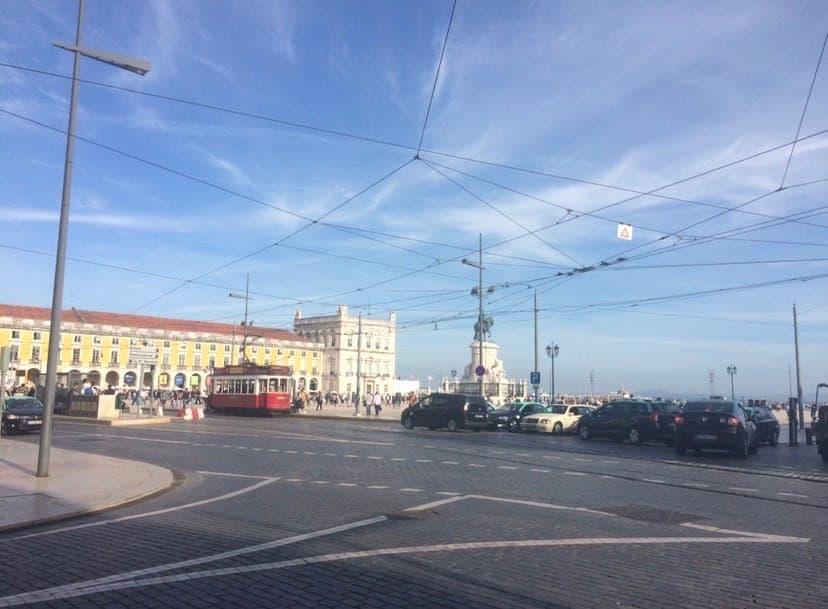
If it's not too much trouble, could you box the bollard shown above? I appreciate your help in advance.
[805,428,813,445]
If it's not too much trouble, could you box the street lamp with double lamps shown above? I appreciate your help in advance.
[727,364,737,402]
[462,234,485,398]
[545,342,559,402]
[38,0,150,478]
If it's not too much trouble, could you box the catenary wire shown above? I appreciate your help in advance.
[416,0,457,154]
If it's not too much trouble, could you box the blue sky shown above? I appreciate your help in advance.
[1,1,827,399]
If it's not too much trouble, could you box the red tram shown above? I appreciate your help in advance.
[207,365,294,415]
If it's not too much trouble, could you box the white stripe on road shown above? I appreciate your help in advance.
[530,468,550,473]
[405,496,467,511]
[777,492,809,498]
[399,488,423,492]
[5,533,806,606]
[366,485,389,489]
[498,466,518,470]
[441,461,460,465]
[643,479,666,484]
[681,482,710,488]
[9,476,279,541]
[563,471,586,476]
[728,487,757,492]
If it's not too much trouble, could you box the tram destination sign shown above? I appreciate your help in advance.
[129,344,157,365]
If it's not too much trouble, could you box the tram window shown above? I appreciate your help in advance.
[234,380,241,394]
[247,379,255,394]
[259,380,268,393]
[279,378,288,392]
[269,379,278,392]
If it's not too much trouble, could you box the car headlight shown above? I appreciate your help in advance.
[6,414,19,420]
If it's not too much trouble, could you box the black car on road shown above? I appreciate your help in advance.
[2,396,45,435]
[401,393,488,432]
[488,401,548,432]
[576,399,661,444]
[674,399,758,457]
[742,404,780,446]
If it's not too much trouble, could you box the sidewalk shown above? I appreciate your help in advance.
[0,439,174,532]
[295,403,402,422]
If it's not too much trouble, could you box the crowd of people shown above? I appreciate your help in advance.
[292,389,419,415]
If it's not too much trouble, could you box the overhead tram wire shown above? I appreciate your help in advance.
[425,157,828,234]
[416,0,457,155]
[130,158,417,313]
[5,59,826,218]
[420,158,584,266]
[779,31,827,190]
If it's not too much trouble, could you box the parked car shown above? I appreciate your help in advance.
[487,401,548,432]
[576,399,661,444]
[812,404,828,462]
[521,404,594,434]
[674,399,758,457]
[1,396,45,435]
[400,393,488,432]
[648,399,683,445]
[742,404,780,446]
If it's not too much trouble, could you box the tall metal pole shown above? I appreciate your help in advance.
[793,303,804,431]
[355,311,362,416]
[478,234,484,399]
[551,349,556,401]
[38,0,85,477]
[533,290,538,401]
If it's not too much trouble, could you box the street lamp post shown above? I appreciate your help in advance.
[38,0,150,477]
[545,342,559,402]
[228,274,252,365]
[451,369,457,393]
[727,364,737,402]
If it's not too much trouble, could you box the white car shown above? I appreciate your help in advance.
[521,404,595,434]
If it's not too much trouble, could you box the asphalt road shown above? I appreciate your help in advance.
[1,416,826,609]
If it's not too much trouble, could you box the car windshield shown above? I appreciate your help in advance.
[683,401,734,414]
[652,402,681,413]
[4,397,43,410]
[548,405,567,414]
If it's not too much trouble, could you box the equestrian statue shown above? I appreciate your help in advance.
[474,316,494,341]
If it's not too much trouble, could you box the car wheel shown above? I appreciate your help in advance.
[675,443,686,455]
[553,422,563,435]
[446,418,458,432]
[626,427,642,445]
[737,435,749,458]
[578,424,591,440]
[768,429,779,447]
[508,419,519,433]
[402,415,415,430]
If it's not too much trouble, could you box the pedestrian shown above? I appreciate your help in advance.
[373,390,383,417]
[315,392,323,411]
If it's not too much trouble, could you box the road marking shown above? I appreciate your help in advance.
[9,477,279,541]
[543,455,561,459]
[436,491,463,496]
[268,449,281,452]
[366,456,384,460]
[390,458,406,461]
[563,471,586,476]
[441,461,460,465]
[311,481,330,485]
[11,531,807,606]
[303,451,317,455]
[366,485,389,489]
[250,448,263,451]
[468,463,485,467]
[235,446,249,450]
[344,455,359,458]
[515,453,530,457]
[399,488,423,492]
[777,492,809,498]
[498,466,519,470]
[283,449,298,454]
[1,516,388,606]
[643,479,666,484]
[678,523,806,541]
[728,487,757,492]
[322,453,336,456]
[337,483,358,487]
[574,458,588,462]
[415,459,432,463]
[681,482,710,488]
[196,471,271,479]
[530,468,550,473]
[405,496,466,511]
[285,478,303,482]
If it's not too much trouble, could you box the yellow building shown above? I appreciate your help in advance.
[0,304,322,394]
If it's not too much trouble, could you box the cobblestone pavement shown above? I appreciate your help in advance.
[1,415,825,608]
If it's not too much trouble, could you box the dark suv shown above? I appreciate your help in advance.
[401,393,488,432]
[576,399,660,444]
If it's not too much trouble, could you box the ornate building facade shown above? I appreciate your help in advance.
[0,304,321,394]
[294,305,397,398]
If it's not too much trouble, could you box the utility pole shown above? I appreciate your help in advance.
[708,369,715,397]
[590,370,595,400]
[462,234,485,398]
[533,290,538,401]
[355,311,362,416]
[793,303,804,434]
[229,274,252,365]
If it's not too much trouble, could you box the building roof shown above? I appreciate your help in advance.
[0,304,307,343]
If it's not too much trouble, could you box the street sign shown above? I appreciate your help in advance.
[129,344,157,365]
[530,371,541,385]
[475,365,486,377]
[617,223,633,240]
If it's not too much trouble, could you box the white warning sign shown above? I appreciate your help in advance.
[617,223,633,240]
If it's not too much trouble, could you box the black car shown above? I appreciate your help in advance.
[674,399,758,457]
[648,399,682,445]
[2,396,45,435]
[400,393,488,432]
[488,401,549,432]
[743,405,780,446]
[576,399,661,444]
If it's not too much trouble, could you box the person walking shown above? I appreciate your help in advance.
[315,392,323,411]
[373,390,383,417]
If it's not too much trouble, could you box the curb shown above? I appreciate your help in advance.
[55,415,172,427]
